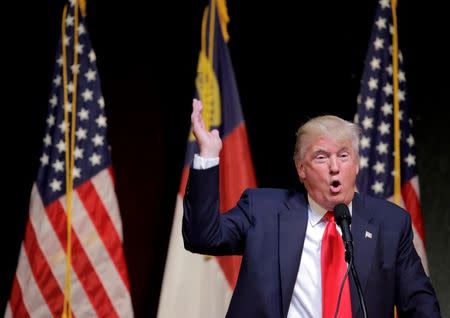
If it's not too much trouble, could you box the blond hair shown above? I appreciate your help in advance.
[293,115,361,161]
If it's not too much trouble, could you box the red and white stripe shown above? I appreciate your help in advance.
[157,195,234,318]
[158,124,256,318]
[403,176,429,274]
[7,168,134,317]
[389,176,429,275]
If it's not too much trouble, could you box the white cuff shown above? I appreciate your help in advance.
[193,154,220,170]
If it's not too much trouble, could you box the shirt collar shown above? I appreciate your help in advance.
[307,194,353,227]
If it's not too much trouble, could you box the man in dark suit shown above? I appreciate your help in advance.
[183,99,440,317]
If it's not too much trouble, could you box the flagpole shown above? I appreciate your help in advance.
[391,0,401,206]
[61,0,82,316]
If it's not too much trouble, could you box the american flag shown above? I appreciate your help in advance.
[356,0,428,273]
[5,1,134,317]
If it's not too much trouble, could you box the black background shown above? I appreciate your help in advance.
[2,0,449,317]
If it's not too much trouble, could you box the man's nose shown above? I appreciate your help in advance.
[329,156,339,174]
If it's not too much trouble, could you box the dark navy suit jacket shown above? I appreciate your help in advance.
[183,166,440,317]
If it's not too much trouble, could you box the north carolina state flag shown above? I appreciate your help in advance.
[157,0,256,317]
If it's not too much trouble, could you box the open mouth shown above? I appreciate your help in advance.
[330,180,342,193]
[331,180,340,187]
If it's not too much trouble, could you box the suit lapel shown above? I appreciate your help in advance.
[350,193,378,317]
[278,193,308,318]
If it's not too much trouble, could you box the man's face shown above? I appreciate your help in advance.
[295,136,359,211]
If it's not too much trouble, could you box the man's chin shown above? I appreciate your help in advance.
[329,192,353,206]
[326,194,348,209]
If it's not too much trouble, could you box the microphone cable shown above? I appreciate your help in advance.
[331,257,369,318]
[351,262,368,318]
[333,258,352,318]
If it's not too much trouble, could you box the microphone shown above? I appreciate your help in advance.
[333,203,368,318]
[333,203,353,263]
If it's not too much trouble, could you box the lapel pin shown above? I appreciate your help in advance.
[365,231,373,239]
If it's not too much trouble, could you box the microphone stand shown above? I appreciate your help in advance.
[334,204,368,318]
[346,243,368,318]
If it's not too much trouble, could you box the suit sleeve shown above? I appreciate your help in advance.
[182,165,253,256]
[395,212,441,317]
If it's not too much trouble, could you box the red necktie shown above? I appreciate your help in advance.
[321,211,352,318]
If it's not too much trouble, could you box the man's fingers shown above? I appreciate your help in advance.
[192,98,205,130]
[210,129,219,137]
[192,98,203,113]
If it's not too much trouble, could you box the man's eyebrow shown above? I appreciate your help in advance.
[311,149,329,156]
[311,147,350,156]
[338,146,352,153]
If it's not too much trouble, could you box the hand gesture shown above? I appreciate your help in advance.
[191,98,222,158]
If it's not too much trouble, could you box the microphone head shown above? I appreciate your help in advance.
[333,203,352,225]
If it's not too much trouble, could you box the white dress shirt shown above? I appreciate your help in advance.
[287,196,327,318]
[287,197,352,318]
[193,154,219,170]
[192,154,352,318]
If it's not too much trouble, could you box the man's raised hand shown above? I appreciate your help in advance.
[191,98,222,158]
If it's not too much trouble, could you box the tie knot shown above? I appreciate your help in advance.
[325,211,335,223]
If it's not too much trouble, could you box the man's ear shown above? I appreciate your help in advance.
[295,160,306,181]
